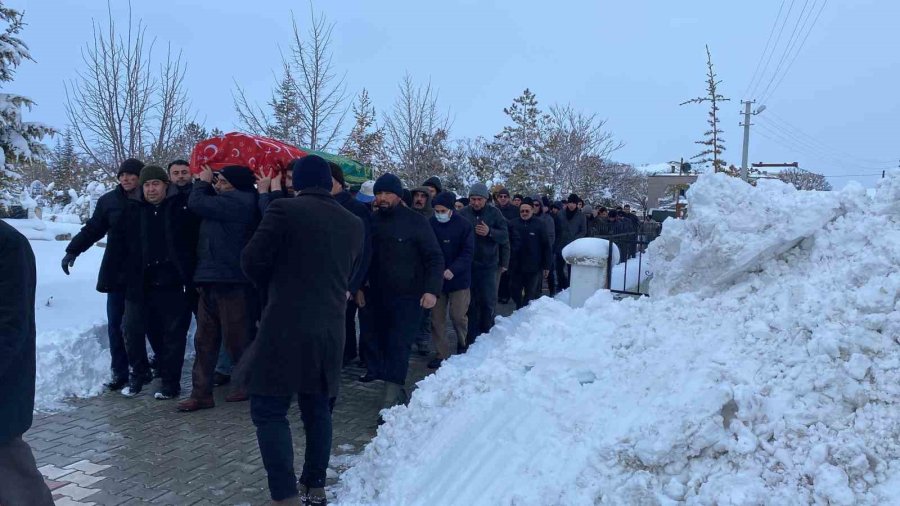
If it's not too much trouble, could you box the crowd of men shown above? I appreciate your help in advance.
[36,156,656,505]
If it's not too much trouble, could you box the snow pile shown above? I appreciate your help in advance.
[336,172,900,504]
[562,237,620,266]
[4,217,83,241]
[30,240,109,410]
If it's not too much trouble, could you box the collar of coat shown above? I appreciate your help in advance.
[297,187,335,199]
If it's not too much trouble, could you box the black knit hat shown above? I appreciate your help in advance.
[139,165,169,186]
[293,155,332,191]
[219,165,256,193]
[373,173,403,197]
[328,161,346,189]
[422,176,443,194]
[117,158,144,178]
[457,197,469,207]
[513,193,524,201]
[567,193,581,204]
[432,191,456,210]
[497,188,510,197]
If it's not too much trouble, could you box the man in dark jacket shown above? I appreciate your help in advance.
[494,188,517,305]
[368,173,443,412]
[61,158,145,391]
[428,191,474,369]
[178,164,259,412]
[329,162,372,366]
[167,159,193,193]
[508,201,552,309]
[242,155,363,506]
[589,206,612,238]
[555,193,587,290]
[115,165,199,399]
[422,176,442,198]
[410,185,435,355]
[0,221,54,506]
[457,182,509,345]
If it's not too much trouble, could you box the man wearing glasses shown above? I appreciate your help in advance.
[508,200,551,309]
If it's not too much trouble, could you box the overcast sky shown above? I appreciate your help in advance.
[14,0,899,188]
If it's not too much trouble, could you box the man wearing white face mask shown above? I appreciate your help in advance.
[427,192,474,369]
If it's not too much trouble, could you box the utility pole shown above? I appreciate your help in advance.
[740,101,766,181]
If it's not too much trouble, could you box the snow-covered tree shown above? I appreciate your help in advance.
[340,89,386,171]
[383,73,449,186]
[0,4,54,200]
[493,89,548,192]
[779,167,832,191]
[48,128,85,204]
[681,45,729,173]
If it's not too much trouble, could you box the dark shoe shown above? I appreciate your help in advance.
[458,344,468,354]
[154,386,180,400]
[104,377,128,391]
[358,372,378,383]
[141,371,154,385]
[307,487,327,505]
[498,298,510,304]
[213,372,231,387]
[415,341,429,356]
[426,358,443,369]
[298,484,309,504]
[121,379,143,397]
[177,397,214,412]
[225,390,248,403]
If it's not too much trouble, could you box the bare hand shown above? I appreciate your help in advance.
[355,290,366,308]
[256,168,272,193]
[443,269,454,281]
[199,164,214,183]
[420,293,437,309]
[475,223,490,237]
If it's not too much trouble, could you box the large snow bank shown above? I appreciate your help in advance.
[30,240,109,410]
[336,172,900,504]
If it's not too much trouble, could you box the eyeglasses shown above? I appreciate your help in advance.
[519,209,532,214]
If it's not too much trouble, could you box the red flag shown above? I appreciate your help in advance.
[189,132,307,176]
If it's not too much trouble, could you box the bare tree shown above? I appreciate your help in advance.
[383,73,450,185]
[681,45,729,173]
[779,167,832,191]
[64,3,190,176]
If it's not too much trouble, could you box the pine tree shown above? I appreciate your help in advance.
[266,67,306,147]
[0,4,54,197]
[680,45,729,173]
[48,128,83,203]
[494,89,548,192]
[340,89,385,170]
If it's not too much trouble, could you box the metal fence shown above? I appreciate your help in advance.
[604,232,651,297]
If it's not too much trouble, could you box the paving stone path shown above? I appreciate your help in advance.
[27,302,515,505]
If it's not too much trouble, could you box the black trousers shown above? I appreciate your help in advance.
[498,270,511,301]
[467,266,498,345]
[510,270,542,309]
[124,286,188,391]
[555,251,570,290]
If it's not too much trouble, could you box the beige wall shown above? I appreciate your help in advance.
[647,174,698,209]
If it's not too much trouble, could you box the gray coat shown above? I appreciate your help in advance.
[241,189,364,397]
[458,204,510,270]
[189,182,259,284]
[557,209,587,251]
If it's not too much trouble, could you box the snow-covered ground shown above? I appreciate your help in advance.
[6,218,110,410]
[335,172,900,505]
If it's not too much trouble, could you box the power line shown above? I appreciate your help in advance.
[753,123,891,172]
[750,0,797,98]
[760,0,829,103]
[743,0,788,99]
[757,0,817,102]
[763,112,894,166]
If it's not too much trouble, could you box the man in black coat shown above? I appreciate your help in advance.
[113,165,200,399]
[0,221,54,505]
[62,158,146,390]
[178,164,259,412]
[242,155,363,505]
[328,162,372,367]
[457,182,509,345]
[555,193,588,290]
[368,173,443,412]
[508,201,552,309]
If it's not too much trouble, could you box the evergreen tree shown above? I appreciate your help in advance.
[0,4,54,195]
[340,89,386,170]
[681,45,729,173]
[493,89,548,191]
[266,67,306,147]
[48,128,83,203]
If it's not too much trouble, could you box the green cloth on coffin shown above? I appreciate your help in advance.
[307,150,373,185]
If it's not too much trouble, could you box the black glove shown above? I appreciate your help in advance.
[61,253,77,275]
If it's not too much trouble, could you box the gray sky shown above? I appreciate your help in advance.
[14,0,899,188]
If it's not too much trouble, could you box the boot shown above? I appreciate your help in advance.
[381,382,407,410]
[307,487,327,505]
[270,495,302,505]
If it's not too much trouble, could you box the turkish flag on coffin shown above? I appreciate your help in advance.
[189,132,307,176]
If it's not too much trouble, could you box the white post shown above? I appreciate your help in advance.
[562,238,619,308]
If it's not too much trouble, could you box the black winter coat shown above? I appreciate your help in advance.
[369,204,444,299]
[429,213,475,293]
[241,189,364,397]
[0,221,36,443]
[457,205,510,270]
[557,208,587,251]
[189,182,259,284]
[259,190,285,215]
[498,203,519,222]
[113,192,200,302]
[509,217,552,274]
[65,185,139,293]
[335,190,372,294]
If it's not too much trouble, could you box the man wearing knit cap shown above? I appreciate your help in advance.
[458,182,509,345]
[178,164,259,412]
[112,166,199,399]
[62,158,146,392]
[422,176,442,198]
[555,193,588,290]
[427,191,474,368]
[241,154,364,505]
[366,173,443,416]
[328,161,373,367]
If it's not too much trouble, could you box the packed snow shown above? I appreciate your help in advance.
[335,172,900,505]
[6,219,110,410]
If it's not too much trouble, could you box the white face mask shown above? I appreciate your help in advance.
[435,212,451,223]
